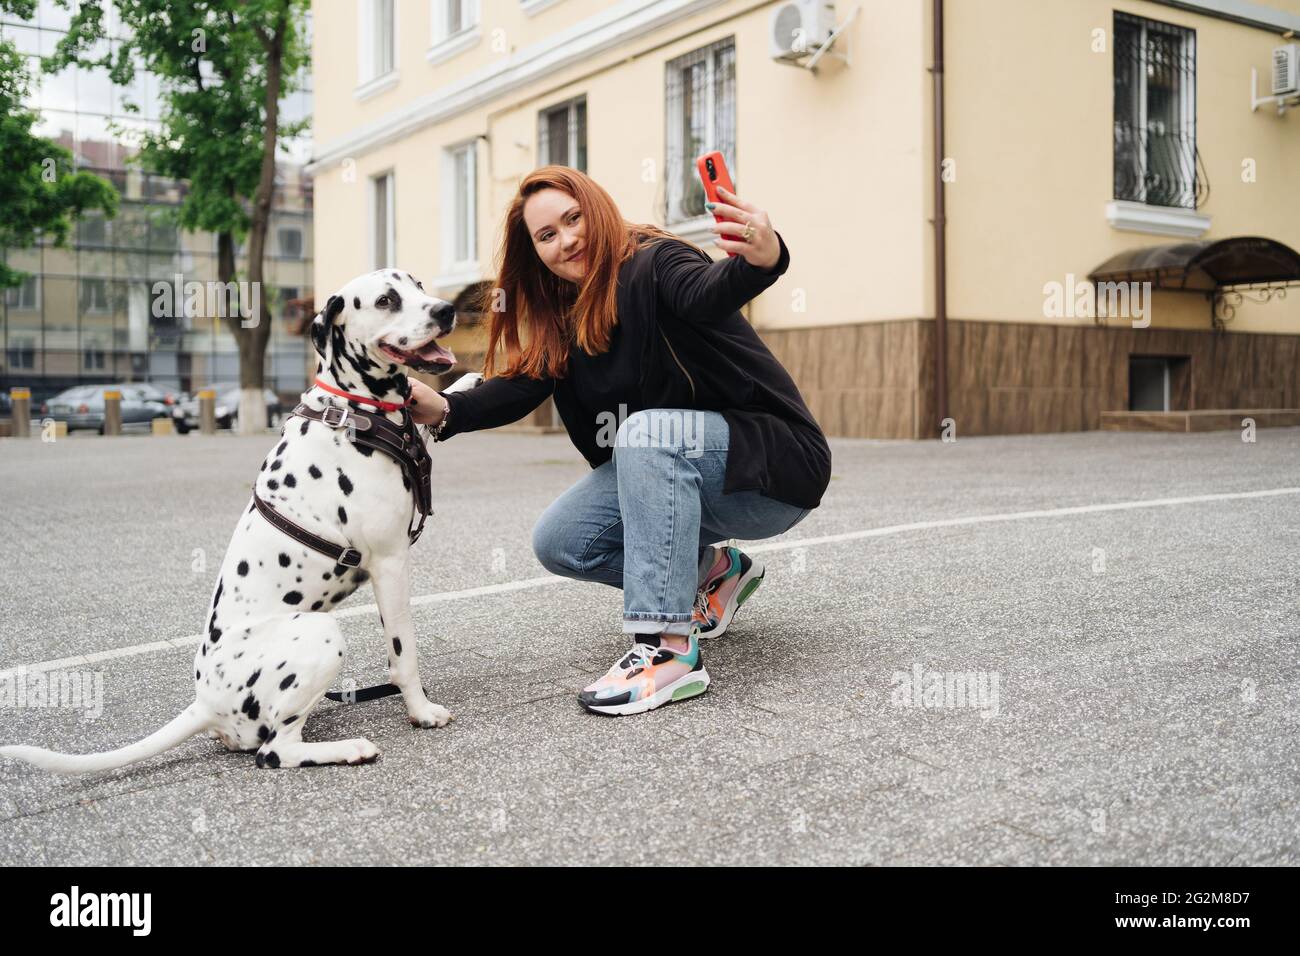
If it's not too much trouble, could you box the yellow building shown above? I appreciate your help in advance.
[308,0,1300,438]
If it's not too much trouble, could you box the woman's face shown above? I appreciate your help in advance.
[523,187,587,284]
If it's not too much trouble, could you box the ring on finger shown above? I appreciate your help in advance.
[741,221,755,242]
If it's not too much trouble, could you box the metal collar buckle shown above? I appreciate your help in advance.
[321,405,350,429]
[338,548,363,567]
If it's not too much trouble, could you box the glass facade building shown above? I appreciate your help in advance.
[0,1,314,406]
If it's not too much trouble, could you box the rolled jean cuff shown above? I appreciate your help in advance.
[624,614,694,636]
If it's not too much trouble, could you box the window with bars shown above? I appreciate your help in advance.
[1113,12,1205,209]
[665,37,736,224]
[538,97,587,172]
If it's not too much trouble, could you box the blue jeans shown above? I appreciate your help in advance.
[531,409,812,636]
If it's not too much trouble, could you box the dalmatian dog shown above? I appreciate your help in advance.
[1,270,485,774]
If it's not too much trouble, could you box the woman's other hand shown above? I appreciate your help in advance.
[705,185,780,272]
[408,378,448,427]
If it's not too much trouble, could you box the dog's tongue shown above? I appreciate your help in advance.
[417,340,456,365]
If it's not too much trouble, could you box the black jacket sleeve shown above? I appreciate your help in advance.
[433,373,554,442]
[653,232,791,325]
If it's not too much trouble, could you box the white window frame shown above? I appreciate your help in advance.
[356,0,399,100]
[437,141,480,288]
[277,226,304,259]
[428,0,481,65]
[5,275,40,311]
[665,37,736,238]
[81,277,111,314]
[370,171,396,270]
[538,95,587,171]
[521,0,566,17]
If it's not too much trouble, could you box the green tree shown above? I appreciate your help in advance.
[46,0,310,432]
[0,0,118,289]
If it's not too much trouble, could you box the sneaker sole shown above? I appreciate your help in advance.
[697,558,765,640]
[580,667,711,717]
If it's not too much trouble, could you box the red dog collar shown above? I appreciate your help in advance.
[313,378,410,412]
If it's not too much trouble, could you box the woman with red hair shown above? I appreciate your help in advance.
[410,166,830,716]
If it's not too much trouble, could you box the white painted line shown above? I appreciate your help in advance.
[2,486,1295,680]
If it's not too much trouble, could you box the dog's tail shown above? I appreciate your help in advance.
[0,701,211,775]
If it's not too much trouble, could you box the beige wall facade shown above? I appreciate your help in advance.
[311,0,1300,438]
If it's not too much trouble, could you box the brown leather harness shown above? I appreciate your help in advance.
[253,398,434,569]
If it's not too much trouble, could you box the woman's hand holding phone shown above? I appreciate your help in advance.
[706,185,781,273]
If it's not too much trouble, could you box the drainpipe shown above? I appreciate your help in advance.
[931,0,949,436]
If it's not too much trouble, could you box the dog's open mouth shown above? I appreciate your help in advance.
[378,336,457,374]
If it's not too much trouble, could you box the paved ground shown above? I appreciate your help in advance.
[0,423,1297,865]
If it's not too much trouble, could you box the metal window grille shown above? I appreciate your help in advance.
[664,37,736,223]
[1113,12,1208,209]
[538,96,587,172]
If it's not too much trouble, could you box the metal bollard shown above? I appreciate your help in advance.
[103,389,122,435]
[198,388,216,434]
[10,387,30,438]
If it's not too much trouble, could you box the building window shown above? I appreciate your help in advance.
[83,345,106,370]
[5,275,40,311]
[371,172,395,268]
[7,340,36,369]
[1113,13,1201,210]
[433,0,478,43]
[665,37,736,224]
[80,278,111,313]
[359,0,397,85]
[443,142,477,270]
[278,226,304,259]
[538,96,587,172]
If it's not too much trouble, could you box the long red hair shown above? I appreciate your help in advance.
[476,166,706,380]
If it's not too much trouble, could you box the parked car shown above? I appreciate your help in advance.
[40,383,173,433]
[172,384,284,433]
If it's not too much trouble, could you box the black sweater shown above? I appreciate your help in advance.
[434,232,832,510]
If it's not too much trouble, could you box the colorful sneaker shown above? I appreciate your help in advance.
[692,545,765,639]
[577,630,710,716]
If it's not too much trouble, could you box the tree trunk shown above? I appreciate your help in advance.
[235,10,288,436]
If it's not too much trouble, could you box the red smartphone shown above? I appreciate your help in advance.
[696,150,739,258]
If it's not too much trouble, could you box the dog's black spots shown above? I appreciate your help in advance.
[196,670,201,680]
[282,590,303,605]
[338,506,348,524]
[279,673,296,691]
[247,668,261,687]
[332,563,347,576]
[310,600,324,610]
[276,440,288,456]
[241,693,261,721]
[267,479,279,491]
[284,473,296,488]
[353,296,361,309]
[255,752,264,768]
[293,613,300,620]
[300,419,310,436]
[258,561,263,566]
[388,364,396,373]
[391,272,402,282]
[308,464,322,479]
[210,628,222,644]
[322,572,332,581]
[279,553,291,568]
[338,472,353,496]
[300,759,316,767]
[353,443,374,458]
[338,650,343,657]
[260,460,267,472]
[237,560,249,576]
[265,751,280,769]
[402,474,410,492]
[282,714,298,725]
[213,577,224,606]
[247,501,254,514]
[258,724,269,742]
[201,643,207,657]
[331,592,347,603]
[270,458,282,472]
[295,576,302,583]
[267,729,277,744]
[392,637,402,657]
[353,569,370,584]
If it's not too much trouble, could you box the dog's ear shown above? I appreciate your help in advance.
[310,295,345,359]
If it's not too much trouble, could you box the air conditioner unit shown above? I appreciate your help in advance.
[1273,43,1300,96]
[770,0,837,61]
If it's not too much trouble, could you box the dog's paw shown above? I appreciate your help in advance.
[407,702,452,729]
[344,738,380,765]
[444,372,483,395]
